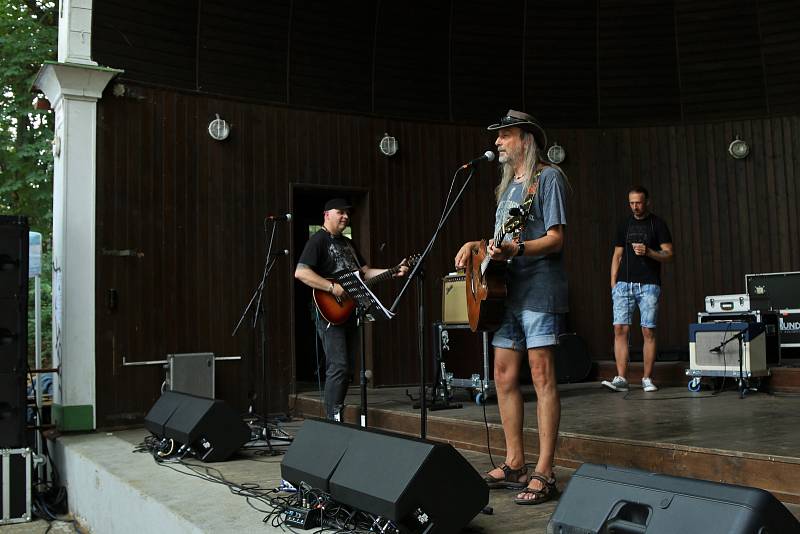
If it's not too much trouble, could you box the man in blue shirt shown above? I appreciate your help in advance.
[455,110,569,506]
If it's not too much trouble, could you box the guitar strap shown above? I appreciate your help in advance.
[343,238,363,271]
[518,168,544,223]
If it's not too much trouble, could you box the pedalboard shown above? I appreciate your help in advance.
[283,505,321,529]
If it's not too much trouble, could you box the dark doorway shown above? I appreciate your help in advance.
[291,187,369,386]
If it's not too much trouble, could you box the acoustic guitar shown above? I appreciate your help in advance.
[313,254,420,325]
[466,195,534,332]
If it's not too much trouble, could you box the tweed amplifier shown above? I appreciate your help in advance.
[697,311,780,365]
[442,274,467,324]
[688,322,768,376]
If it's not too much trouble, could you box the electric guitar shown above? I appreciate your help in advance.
[466,196,533,332]
[313,254,420,325]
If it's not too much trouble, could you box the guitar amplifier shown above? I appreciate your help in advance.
[689,322,768,376]
[442,274,467,324]
[697,311,780,365]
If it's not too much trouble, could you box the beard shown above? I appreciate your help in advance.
[499,143,523,167]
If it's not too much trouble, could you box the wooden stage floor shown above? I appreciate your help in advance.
[293,376,800,504]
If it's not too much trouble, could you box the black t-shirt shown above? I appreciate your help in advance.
[297,229,366,279]
[613,213,672,286]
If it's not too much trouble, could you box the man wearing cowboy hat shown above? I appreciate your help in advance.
[295,198,409,421]
[455,109,569,505]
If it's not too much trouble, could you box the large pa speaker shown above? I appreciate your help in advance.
[548,463,800,534]
[0,216,27,450]
[0,373,25,448]
[280,419,488,534]
[0,216,28,375]
[0,216,28,300]
[143,391,250,462]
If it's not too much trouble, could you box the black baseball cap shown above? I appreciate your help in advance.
[324,198,352,211]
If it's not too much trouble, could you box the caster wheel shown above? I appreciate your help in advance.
[688,378,701,392]
[475,392,485,406]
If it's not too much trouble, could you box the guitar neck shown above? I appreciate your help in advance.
[364,266,399,288]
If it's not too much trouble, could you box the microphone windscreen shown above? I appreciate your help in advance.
[484,150,496,162]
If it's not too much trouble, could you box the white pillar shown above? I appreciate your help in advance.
[34,62,120,430]
[58,0,97,66]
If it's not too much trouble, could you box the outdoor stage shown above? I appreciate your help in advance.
[294,361,800,505]
[43,363,800,533]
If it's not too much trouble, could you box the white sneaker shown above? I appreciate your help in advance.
[601,376,629,392]
[642,377,658,392]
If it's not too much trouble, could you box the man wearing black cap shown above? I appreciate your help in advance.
[295,198,408,421]
[455,110,569,505]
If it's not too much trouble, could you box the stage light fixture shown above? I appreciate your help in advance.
[728,137,749,159]
[379,133,398,156]
[547,142,566,164]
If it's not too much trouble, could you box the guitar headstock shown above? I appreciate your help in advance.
[403,253,422,269]
[502,216,524,236]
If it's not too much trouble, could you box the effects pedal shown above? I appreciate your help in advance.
[283,506,320,530]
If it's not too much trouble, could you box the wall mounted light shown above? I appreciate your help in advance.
[547,142,566,164]
[379,133,398,156]
[728,137,749,159]
[208,114,230,141]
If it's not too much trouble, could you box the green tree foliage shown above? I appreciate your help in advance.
[0,0,57,364]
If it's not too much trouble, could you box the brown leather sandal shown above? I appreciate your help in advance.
[483,463,528,489]
[514,472,558,505]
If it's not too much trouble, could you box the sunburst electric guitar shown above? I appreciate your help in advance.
[466,196,534,332]
[313,254,420,325]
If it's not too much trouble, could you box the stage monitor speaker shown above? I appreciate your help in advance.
[0,373,26,448]
[280,419,488,534]
[548,463,800,534]
[143,391,250,462]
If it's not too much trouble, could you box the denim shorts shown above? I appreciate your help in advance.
[612,282,661,328]
[492,306,564,350]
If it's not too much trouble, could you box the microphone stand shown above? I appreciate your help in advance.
[709,325,748,398]
[391,164,480,439]
[232,220,283,451]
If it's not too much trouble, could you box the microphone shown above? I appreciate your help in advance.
[461,150,496,169]
[269,249,289,257]
[265,213,292,222]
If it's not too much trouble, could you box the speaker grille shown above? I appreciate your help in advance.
[695,331,742,367]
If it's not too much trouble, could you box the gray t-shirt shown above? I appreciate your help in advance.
[494,166,569,313]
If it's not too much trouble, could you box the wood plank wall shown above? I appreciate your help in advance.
[94,84,800,426]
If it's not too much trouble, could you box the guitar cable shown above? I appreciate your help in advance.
[313,307,325,418]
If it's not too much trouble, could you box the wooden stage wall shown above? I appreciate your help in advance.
[94,84,800,426]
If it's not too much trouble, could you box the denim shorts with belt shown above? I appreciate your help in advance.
[612,281,661,328]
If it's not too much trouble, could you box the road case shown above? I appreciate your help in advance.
[0,447,31,525]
